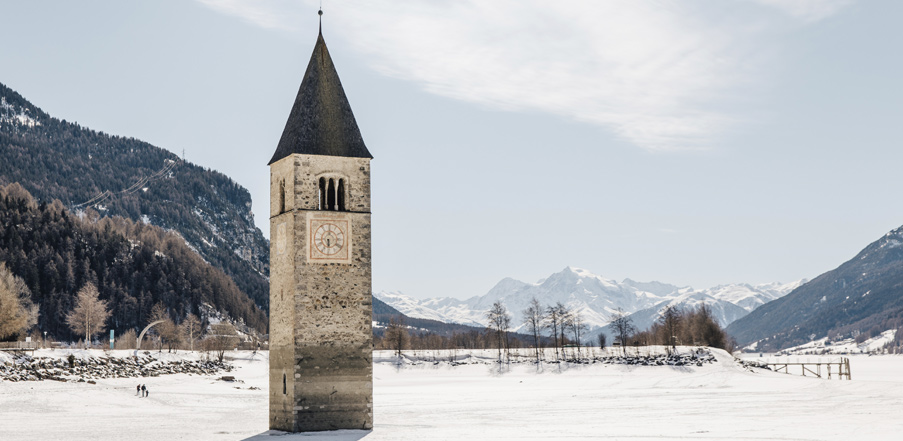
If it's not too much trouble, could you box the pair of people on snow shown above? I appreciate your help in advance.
[136,384,149,397]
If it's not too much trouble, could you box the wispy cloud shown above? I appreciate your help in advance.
[195,0,301,32]
[196,0,854,151]
[749,0,854,23]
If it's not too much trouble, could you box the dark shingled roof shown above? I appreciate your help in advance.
[268,30,372,164]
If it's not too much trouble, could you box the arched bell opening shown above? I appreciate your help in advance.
[327,179,336,210]
[338,179,346,211]
[278,179,286,213]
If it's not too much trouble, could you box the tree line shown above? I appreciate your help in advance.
[375,299,589,362]
[375,299,735,361]
[611,304,735,354]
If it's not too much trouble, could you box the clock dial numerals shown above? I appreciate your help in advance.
[314,223,345,256]
[308,217,351,263]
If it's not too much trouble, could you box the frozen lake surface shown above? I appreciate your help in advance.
[1,348,902,440]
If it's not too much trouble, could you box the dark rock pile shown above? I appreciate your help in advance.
[736,359,773,372]
[591,351,716,367]
[406,348,719,367]
[0,353,232,383]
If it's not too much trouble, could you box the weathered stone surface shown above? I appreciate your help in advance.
[269,153,373,432]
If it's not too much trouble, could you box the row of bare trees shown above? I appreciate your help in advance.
[60,280,230,352]
[377,301,734,361]
[2,264,248,358]
[375,315,531,357]
[522,298,588,362]
[377,299,591,363]
[146,302,203,352]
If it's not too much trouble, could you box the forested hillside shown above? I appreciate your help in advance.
[0,82,269,312]
[0,183,266,339]
[727,225,903,351]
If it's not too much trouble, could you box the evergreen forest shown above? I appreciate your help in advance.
[0,183,266,340]
[0,82,269,313]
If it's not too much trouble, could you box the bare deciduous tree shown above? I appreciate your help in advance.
[565,308,587,359]
[66,282,110,348]
[118,328,137,350]
[205,322,239,362]
[0,263,39,340]
[690,303,725,349]
[384,316,409,357]
[659,305,682,352]
[545,304,562,361]
[486,300,511,363]
[148,303,181,352]
[181,313,202,351]
[625,302,733,353]
[522,297,545,363]
[608,308,636,354]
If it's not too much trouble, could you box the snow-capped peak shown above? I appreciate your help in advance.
[377,267,802,337]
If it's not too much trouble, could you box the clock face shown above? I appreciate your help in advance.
[313,223,345,256]
[308,216,352,263]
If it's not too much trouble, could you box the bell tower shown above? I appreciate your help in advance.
[268,13,373,432]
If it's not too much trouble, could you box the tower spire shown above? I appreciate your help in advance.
[268,9,372,165]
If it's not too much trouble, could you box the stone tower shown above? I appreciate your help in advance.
[268,20,373,432]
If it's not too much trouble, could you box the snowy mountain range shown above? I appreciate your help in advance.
[375,267,804,337]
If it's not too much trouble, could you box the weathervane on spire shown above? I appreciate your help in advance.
[318,7,323,32]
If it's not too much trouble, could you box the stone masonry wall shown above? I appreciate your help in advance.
[269,154,373,432]
[269,157,296,431]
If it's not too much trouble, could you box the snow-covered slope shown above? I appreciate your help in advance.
[375,267,802,335]
[705,280,805,312]
[628,280,809,330]
[626,290,750,332]
[750,329,899,355]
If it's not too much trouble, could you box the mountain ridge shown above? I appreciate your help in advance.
[376,267,802,337]
[0,81,270,313]
[0,183,267,338]
[726,224,903,351]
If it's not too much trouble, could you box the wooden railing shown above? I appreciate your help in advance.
[763,357,851,380]
[0,341,38,351]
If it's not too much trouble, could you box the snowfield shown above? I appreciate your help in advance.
[2,348,902,440]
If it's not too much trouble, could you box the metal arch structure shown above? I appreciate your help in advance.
[134,320,166,358]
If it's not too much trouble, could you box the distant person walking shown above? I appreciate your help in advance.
[141,384,146,397]
[136,384,141,396]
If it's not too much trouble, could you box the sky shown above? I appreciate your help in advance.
[1,0,902,300]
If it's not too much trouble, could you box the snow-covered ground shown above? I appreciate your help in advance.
[2,348,903,440]
[788,329,897,355]
[746,329,898,356]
